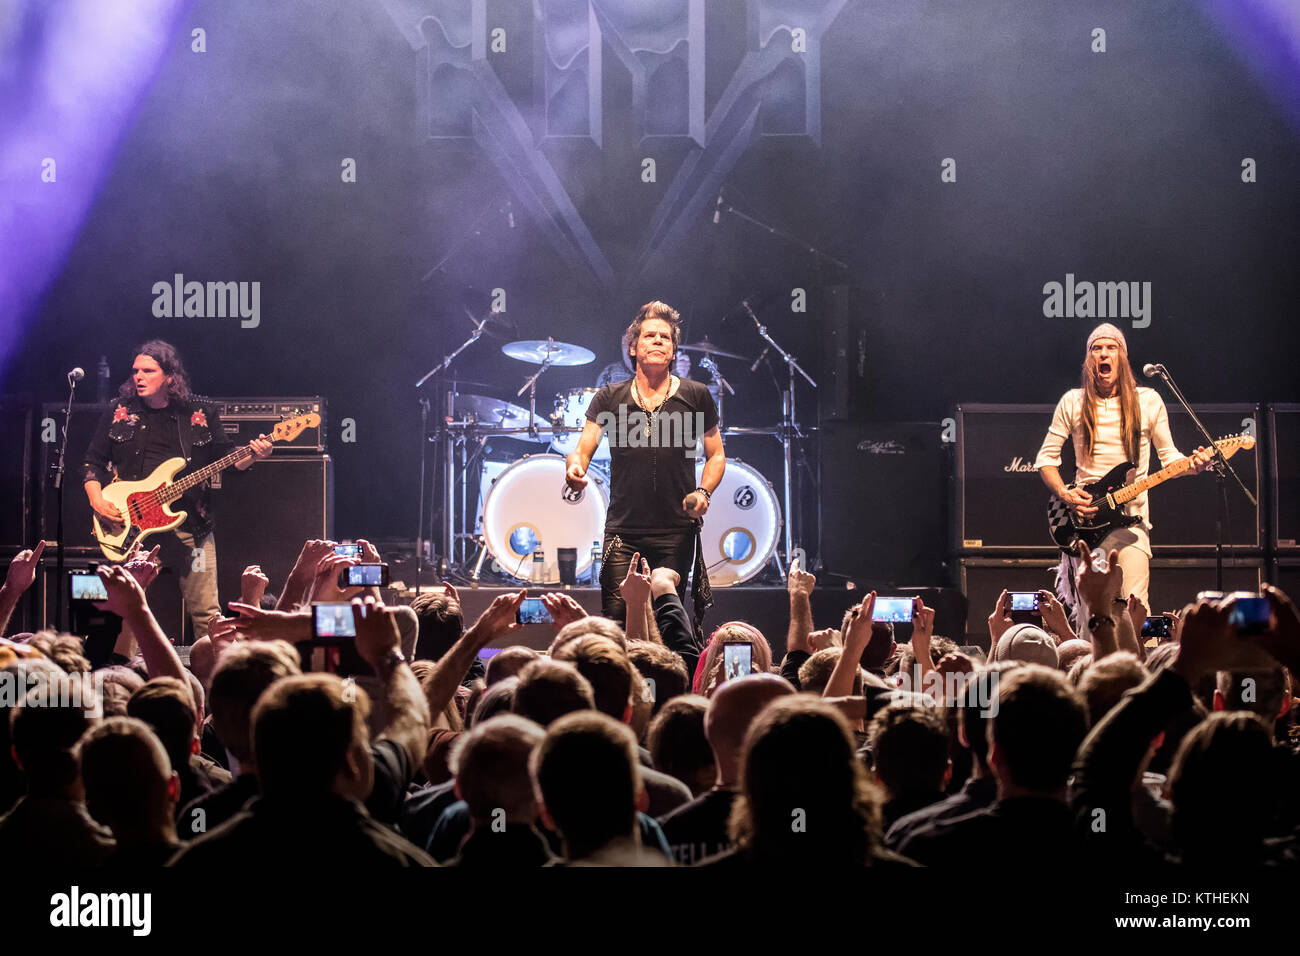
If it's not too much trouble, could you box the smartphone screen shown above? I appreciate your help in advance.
[1009,592,1041,613]
[517,598,553,625]
[1228,596,1270,636]
[1141,615,1172,639]
[312,602,357,641]
[872,597,913,623]
[723,643,752,681]
[69,572,108,602]
[334,544,362,558]
[341,563,387,587]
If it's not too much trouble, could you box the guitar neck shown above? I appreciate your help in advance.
[157,446,255,503]
[1109,457,1194,505]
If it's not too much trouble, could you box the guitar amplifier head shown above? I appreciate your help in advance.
[210,397,326,453]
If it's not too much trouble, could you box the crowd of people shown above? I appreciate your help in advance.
[1,533,1296,869]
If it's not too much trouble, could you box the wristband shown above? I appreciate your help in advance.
[694,487,711,503]
[1087,614,1116,632]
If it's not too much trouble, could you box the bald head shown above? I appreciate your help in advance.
[704,673,795,787]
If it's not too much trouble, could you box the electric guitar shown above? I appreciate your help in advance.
[1046,434,1255,553]
[91,413,320,561]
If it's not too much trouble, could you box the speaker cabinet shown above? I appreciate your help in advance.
[956,405,1062,554]
[1272,559,1300,597]
[36,546,187,643]
[1271,405,1299,551]
[1154,405,1261,553]
[960,556,1263,647]
[212,456,333,615]
[819,421,950,584]
[0,397,33,549]
[39,402,111,550]
[956,403,1262,555]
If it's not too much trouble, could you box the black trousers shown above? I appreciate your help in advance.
[600,528,696,624]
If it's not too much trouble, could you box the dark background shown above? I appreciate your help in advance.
[6,0,1297,552]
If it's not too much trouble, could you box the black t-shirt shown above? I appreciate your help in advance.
[137,402,181,476]
[586,378,719,534]
[657,787,736,866]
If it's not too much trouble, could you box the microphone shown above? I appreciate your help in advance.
[712,191,723,225]
[67,367,85,383]
[749,345,771,373]
[1142,363,1165,379]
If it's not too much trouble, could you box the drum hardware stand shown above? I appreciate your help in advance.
[698,356,734,425]
[470,534,489,586]
[516,343,556,441]
[414,309,493,587]
[1145,363,1255,591]
[51,368,82,631]
[741,301,817,580]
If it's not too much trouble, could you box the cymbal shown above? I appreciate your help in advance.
[453,394,538,431]
[680,339,745,360]
[502,340,595,366]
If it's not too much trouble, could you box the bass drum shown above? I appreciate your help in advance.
[695,458,781,587]
[550,387,611,461]
[481,454,608,584]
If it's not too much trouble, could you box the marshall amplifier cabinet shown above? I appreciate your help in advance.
[1154,404,1261,553]
[1270,405,1299,551]
[956,403,1263,556]
[955,405,1064,554]
[210,397,326,454]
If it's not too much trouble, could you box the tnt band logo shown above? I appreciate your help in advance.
[733,485,756,510]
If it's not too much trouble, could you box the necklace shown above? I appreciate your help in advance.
[632,376,673,438]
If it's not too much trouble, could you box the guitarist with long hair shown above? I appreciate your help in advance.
[1035,324,1212,616]
[82,340,272,640]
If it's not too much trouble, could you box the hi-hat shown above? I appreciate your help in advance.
[502,340,595,366]
[680,339,745,360]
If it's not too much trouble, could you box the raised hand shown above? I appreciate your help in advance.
[911,596,936,663]
[619,553,652,607]
[988,589,1014,644]
[1126,593,1149,641]
[95,564,149,619]
[1074,539,1123,612]
[787,561,816,600]
[240,564,270,605]
[228,602,311,644]
[350,595,402,670]
[308,553,361,604]
[468,590,526,647]
[1037,589,1075,641]
[4,540,45,596]
[540,592,588,634]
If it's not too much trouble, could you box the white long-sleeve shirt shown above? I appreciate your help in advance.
[1034,386,1188,536]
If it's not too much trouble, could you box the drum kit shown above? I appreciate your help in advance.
[418,303,814,589]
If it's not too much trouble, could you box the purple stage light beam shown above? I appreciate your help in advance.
[0,0,192,381]
[1199,0,1300,133]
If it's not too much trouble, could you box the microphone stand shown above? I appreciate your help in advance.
[1148,364,1256,590]
[53,373,80,631]
[715,200,850,272]
[741,301,817,576]
[414,309,491,585]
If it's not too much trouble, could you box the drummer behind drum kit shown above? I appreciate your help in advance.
[440,334,790,588]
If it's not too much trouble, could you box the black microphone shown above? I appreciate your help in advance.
[67,367,85,383]
[749,345,771,373]
[712,191,723,225]
[1142,363,1165,379]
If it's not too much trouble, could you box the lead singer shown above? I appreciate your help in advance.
[566,301,726,623]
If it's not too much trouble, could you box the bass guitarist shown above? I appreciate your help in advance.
[1035,323,1212,613]
[82,340,272,639]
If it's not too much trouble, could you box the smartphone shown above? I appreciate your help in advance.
[1141,615,1173,639]
[69,570,108,603]
[517,598,553,625]
[338,563,388,588]
[1009,592,1041,613]
[311,602,357,642]
[1228,594,1271,636]
[872,597,913,623]
[334,543,362,558]
[722,642,752,681]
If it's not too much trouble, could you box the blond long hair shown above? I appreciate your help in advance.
[1080,345,1141,463]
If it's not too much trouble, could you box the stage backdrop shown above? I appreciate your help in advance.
[4,0,1297,556]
